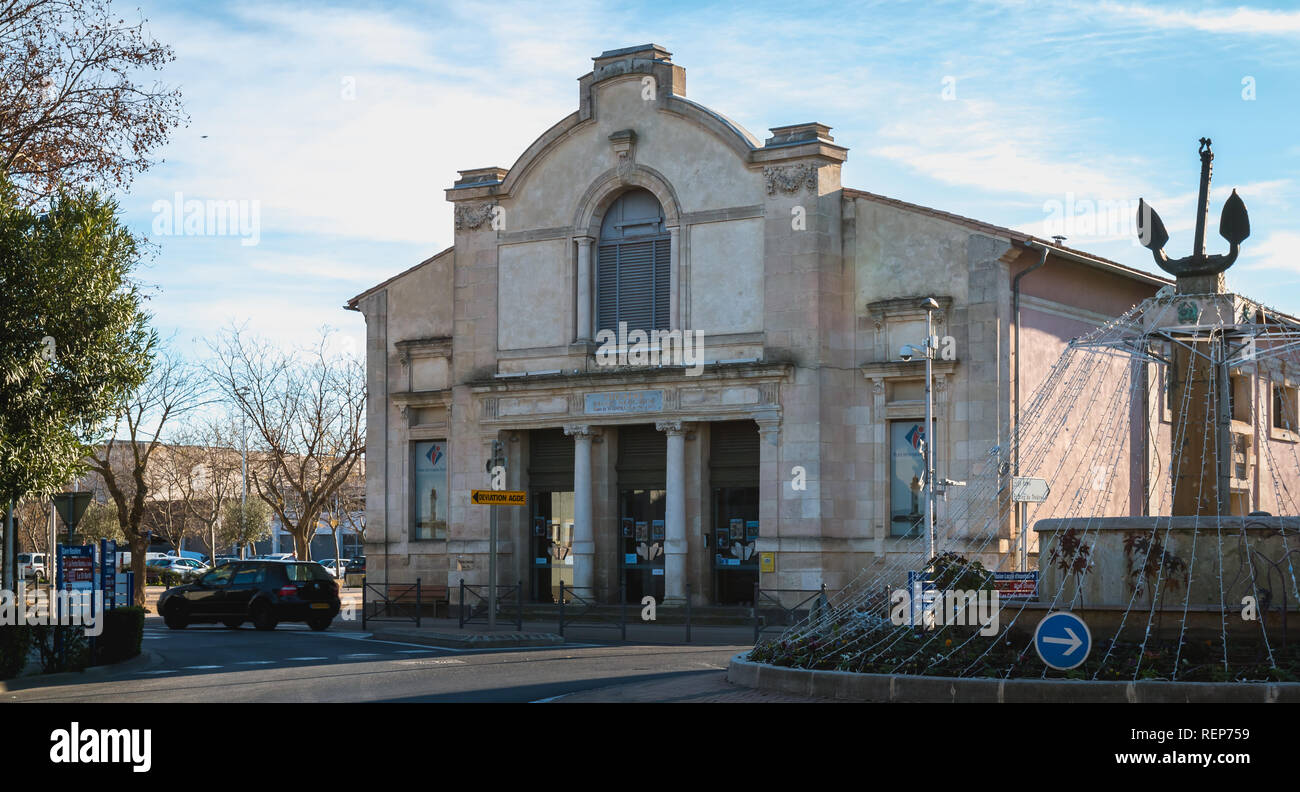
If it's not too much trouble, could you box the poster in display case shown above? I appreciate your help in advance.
[729,518,744,540]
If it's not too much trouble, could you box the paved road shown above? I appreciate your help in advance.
[2,617,769,703]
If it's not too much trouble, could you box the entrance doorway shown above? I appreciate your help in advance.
[616,425,667,603]
[710,421,760,604]
[530,491,574,602]
[528,428,575,602]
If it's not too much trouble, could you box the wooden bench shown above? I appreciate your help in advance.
[369,582,449,619]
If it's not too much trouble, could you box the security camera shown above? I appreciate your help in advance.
[899,345,914,362]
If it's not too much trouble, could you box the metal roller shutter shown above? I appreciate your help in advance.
[528,428,574,489]
[709,421,759,487]
[616,424,667,489]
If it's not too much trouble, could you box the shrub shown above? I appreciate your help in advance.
[0,625,32,679]
[30,625,89,673]
[146,568,183,587]
[94,606,145,666]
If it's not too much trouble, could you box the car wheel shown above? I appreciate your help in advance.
[163,601,188,630]
[222,617,243,629]
[251,602,278,631]
[307,617,332,632]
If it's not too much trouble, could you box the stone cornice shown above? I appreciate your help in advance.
[860,360,959,379]
[467,360,792,393]
[390,389,453,408]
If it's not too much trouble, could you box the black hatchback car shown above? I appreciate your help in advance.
[158,561,341,631]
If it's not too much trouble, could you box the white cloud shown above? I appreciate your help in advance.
[1098,2,1300,36]
[1242,231,1300,272]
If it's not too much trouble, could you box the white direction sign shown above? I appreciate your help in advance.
[1011,476,1050,503]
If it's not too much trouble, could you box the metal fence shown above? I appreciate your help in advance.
[361,580,424,629]
[752,583,829,643]
[458,579,523,630]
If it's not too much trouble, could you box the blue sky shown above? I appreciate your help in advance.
[116,0,1300,358]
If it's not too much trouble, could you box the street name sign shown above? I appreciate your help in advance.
[1011,477,1050,503]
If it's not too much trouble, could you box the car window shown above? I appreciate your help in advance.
[232,566,265,585]
[18,554,30,563]
[285,563,333,582]
[197,566,236,587]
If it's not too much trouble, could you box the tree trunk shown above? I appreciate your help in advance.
[129,533,148,607]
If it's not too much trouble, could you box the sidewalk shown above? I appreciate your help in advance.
[553,670,844,703]
[346,614,771,648]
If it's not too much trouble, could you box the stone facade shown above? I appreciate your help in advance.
[347,45,1185,605]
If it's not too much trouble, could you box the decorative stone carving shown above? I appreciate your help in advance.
[655,420,684,435]
[763,163,818,196]
[454,201,498,231]
[872,379,886,395]
[563,423,594,437]
[610,129,637,182]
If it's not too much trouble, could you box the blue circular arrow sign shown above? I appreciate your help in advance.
[1034,611,1091,670]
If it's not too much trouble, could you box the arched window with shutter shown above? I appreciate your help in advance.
[596,189,671,334]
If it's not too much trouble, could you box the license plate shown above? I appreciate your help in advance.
[310,603,329,609]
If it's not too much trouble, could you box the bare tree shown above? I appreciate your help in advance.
[0,0,186,199]
[208,326,365,561]
[14,496,49,553]
[84,352,206,605]
[158,417,242,561]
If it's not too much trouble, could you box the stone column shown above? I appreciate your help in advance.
[658,420,687,604]
[575,236,594,343]
[564,424,595,591]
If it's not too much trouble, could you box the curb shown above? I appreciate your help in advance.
[1,649,158,694]
[368,630,564,649]
[726,654,1300,703]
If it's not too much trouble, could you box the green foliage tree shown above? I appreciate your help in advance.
[76,499,122,543]
[0,175,154,573]
[222,498,272,557]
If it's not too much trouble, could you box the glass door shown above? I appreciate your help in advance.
[619,489,666,603]
[530,490,574,602]
[711,486,759,604]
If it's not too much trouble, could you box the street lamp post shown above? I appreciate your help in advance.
[236,386,250,558]
[921,297,940,561]
[329,494,341,578]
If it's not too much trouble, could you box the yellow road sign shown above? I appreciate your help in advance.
[470,489,527,506]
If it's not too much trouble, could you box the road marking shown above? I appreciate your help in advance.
[235,660,275,665]
[341,653,381,658]
[183,665,222,670]
[286,657,328,661]
[137,670,178,675]
[395,649,435,654]
[305,631,598,653]
[530,693,571,703]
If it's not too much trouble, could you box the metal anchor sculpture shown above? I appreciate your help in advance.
[1136,138,1251,278]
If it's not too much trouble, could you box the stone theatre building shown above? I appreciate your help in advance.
[347,44,1169,605]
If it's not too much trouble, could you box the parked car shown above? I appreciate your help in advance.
[347,556,365,575]
[158,560,341,631]
[213,556,241,566]
[146,556,209,583]
[17,553,47,581]
[317,558,350,577]
[262,552,295,561]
